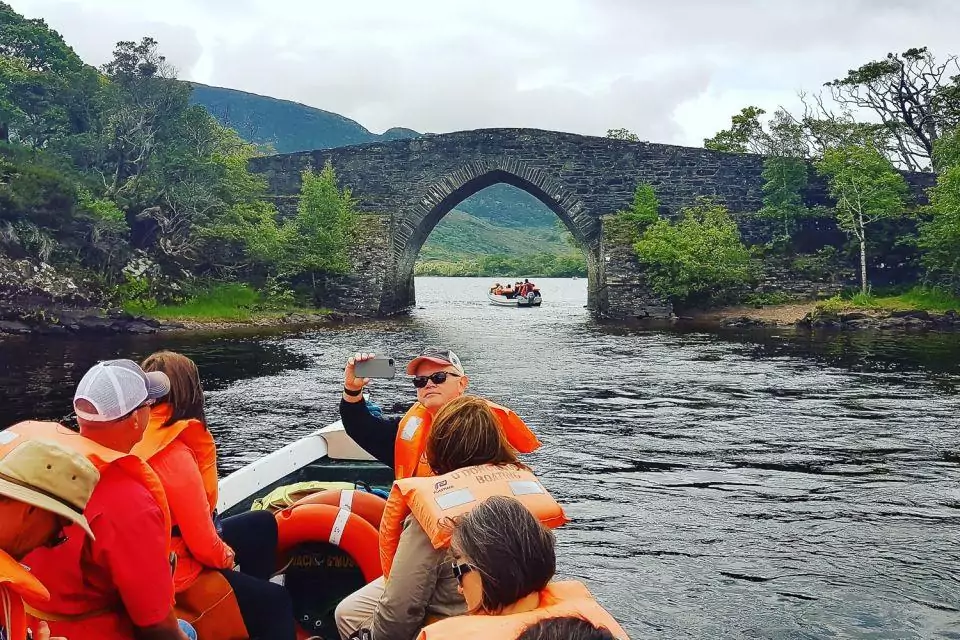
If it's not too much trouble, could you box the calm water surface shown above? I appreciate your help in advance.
[1,277,959,639]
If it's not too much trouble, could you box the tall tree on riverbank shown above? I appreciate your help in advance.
[826,47,960,171]
[816,144,908,294]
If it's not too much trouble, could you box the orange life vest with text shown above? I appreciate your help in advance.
[416,581,630,640]
[394,401,541,480]
[6,422,172,632]
[379,463,568,578]
[0,550,49,640]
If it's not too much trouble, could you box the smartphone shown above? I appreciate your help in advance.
[354,356,396,379]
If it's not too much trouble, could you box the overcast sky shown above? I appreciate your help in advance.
[9,0,960,146]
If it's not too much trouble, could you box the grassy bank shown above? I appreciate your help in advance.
[816,287,960,315]
[124,283,327,323]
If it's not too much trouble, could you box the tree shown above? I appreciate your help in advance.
[816,144,908,294]
[281,161,358,292]
[604,182,660,245]
[919,127,960,291]
[92,37,191,206]
[634,199,756,306]
[759,156,809,241]
[826,47,960,171]
[606,128,639,142]
[704,107,767,153]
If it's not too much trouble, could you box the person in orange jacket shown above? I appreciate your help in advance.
[135,350,294,640]
[416,496,629,640]
[0,436,99,640]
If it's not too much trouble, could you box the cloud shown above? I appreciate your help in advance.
[7,0,959,146]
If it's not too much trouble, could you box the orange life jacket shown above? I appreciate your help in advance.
[130,406,247,640]
[132,404,221,589]
[133,404,219,512]
[1,549,49,640]
[394,401,541,480]
[380,463,568,578]
[416,581,630,640]
[6,422,172,630]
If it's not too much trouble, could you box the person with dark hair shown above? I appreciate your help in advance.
[516,616,620,640]
[134,351,294,640]
[416,497,629,640]
[338,396,565,640]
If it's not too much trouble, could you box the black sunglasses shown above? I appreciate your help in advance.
[451,560,474,583]
[412,371,461,388]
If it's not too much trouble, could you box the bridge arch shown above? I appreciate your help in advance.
[391,158,603,312]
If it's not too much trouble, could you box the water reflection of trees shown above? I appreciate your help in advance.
[0,332,309,425]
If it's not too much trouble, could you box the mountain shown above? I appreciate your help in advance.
[187,83,419,152]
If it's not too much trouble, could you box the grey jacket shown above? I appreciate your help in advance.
[365,514,466,640]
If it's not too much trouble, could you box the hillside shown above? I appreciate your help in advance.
[188,83,418,152]
[189,84,561,241]
[419,209,576,260]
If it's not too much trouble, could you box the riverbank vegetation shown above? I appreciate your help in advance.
[414,252,586,278]
[0,5,355,318]
[815,287,960,315]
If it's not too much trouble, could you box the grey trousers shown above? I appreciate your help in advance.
[335,576,385,639]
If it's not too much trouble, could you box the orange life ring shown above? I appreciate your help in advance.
[275,503,383,583]
[291,488,387,530]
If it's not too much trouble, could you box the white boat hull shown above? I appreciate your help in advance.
[487,292,542,307]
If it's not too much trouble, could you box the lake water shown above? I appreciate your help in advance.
[1,277,959,639]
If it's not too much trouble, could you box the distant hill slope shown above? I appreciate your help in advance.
[189,84,563,255]
[188,83,419,152]
[419,210,576,260]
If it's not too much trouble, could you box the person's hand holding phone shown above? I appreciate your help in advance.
[343,352,375,402]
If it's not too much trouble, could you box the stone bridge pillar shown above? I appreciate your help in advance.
[597,218,673,321]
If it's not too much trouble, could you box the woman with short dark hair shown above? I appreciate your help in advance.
[416,496,629,640]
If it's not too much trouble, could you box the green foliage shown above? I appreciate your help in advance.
[281,162,357,283]
[920,128,960,290]
[419,209,577,261]
[816,143,908,293]
[790,246,842,280]
[606,128,640,142]
[634,199,757,306]
[415,252,586,278]
[759,156,809,240]
[814,286,960,315]
[704,106,766,153]
[604,183,660,245]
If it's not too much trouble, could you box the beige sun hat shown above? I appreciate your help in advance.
[0,434,99,539]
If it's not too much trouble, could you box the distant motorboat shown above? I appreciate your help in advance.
[487,290,542,307]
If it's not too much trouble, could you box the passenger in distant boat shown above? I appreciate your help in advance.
[515,616,620,640]
[0,436,99,640]
[20,360,189,640]
[416,496,629,640]
[337,352,541,638]
[340,396,559,640]
[135,351,295,640]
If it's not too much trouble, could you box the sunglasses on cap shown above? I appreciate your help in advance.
[451,560,474,584]
[412,371,462,388]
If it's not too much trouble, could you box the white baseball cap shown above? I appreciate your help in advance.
[74,359,171,422]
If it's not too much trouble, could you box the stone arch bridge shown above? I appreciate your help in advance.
[249,128,933,319]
